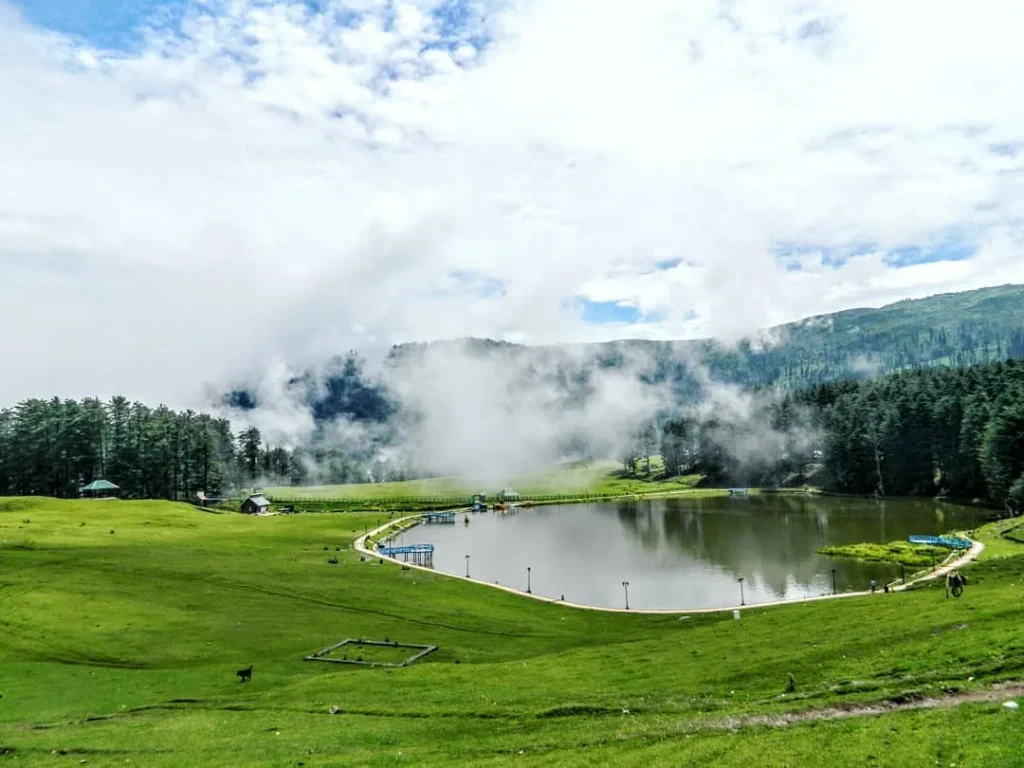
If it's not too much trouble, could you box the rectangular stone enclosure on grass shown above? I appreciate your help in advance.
[304,639,438,668]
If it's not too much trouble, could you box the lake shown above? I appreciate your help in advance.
[405,495,988,610]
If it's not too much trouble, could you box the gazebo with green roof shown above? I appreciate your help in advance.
[81,479,120,499]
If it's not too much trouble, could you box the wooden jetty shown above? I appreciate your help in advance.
[908,534,972,550]
[377,543,435,566]
[421,511,456,524]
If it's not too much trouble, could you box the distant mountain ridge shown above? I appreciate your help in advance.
[688,282,1024,389]
[227,284,1024,419]
[388,284,1024,389]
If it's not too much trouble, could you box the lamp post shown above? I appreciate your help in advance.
[465,554,470,578]
[527,566,532,594]
[622,580,630,610]
[738,577,745,606]
[831,568,837,595]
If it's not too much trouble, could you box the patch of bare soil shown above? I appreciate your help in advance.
[704,681,1024,732]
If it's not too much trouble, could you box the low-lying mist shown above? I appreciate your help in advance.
[216,335,824,490]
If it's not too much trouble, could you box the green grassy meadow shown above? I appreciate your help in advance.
[2,497,1024,766]
[263,460,707,505]
[816,540,951,568]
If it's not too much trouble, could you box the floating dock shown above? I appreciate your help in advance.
[377,543,435,565]
[908,535,972,550]
[421,511,456,523]
[727,488,749,497]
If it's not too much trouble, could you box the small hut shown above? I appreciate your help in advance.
[499,488,519,502]
[241,494,271,515]
[81,479,119,499]
[196,491,225,508]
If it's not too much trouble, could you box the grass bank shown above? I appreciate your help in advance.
[817,540,952,568]
[2,497,1023,766]
[263,460,709,510]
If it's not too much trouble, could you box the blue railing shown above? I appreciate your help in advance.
[908,535,972,550]
[377,544,435,556]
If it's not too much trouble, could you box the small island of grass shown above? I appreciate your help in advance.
[817,540,950,567]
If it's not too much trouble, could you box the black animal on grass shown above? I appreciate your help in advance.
[946,570,968,598]
[237,664,253,682]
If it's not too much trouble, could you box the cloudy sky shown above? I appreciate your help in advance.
[3,0,1024,407]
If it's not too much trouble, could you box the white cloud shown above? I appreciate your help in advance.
[1,0,1024,407]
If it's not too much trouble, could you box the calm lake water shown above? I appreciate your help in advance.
[405,496,988,610]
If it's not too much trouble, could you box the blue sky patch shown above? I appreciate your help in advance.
[774,236,976,270]
[14,0,490,56]
[430,0,490,52]
[13,0,188,50]
[773,242,863,270]
[571,299,664,325]
[580,300,640,324]
[885,239,975,267]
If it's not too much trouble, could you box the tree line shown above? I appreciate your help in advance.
[2,359,1022,509]
[0,397,309,500]
[653,359,1024,513]
[808,359,1024,510]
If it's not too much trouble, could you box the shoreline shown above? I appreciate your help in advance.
[272,485,1010,519]
[353,511,985,616]
[272,485,745,513]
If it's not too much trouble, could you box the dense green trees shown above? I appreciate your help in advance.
[2,356,1022,509]
[660,419,690,477]
[0,398,306,500]
[980,400,1024,504]
[656,359,1024,512]
[809,360,1024,509]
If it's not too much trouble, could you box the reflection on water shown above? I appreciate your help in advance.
[409,496,988,610]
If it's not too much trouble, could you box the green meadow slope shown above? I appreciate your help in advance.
[263,460,705,505]
[2,498,1023,766]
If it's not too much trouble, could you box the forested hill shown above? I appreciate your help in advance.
[219,285,1024,448]
[710,282,1024,388]
[390,283,1024,392]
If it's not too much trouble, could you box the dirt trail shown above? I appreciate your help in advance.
[702,682,1024,732]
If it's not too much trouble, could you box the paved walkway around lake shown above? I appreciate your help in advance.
[353,511,985,616]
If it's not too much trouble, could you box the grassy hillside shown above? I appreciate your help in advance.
[264,460,705,504]
[2,497,1023,766]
